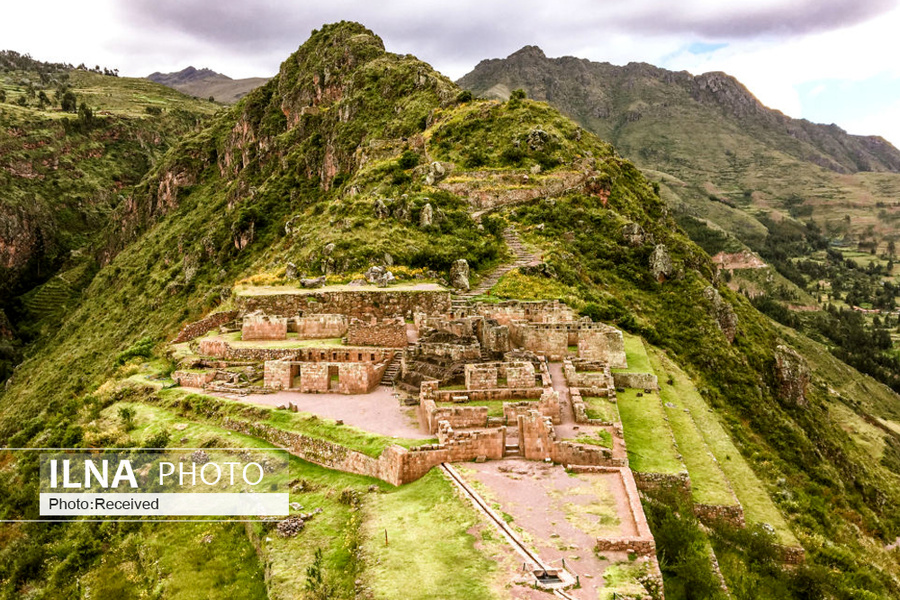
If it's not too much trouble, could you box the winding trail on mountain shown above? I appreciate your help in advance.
[459,227,541,297]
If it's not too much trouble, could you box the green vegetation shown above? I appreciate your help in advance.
[573,428,613,449]
[617,389,685,475]
[650,348,797,545]
[584,396,620,422]
[2,21,900,599]
[362,470,503,599]
[491,270,575,301]
[613,331,653,373]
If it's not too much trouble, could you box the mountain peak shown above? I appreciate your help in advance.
[508,45,547,61]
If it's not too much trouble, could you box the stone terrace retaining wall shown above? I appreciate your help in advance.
[613,372,659,390]
[242,314,288,340]
[293,314,348,339]
[347,318,407,347]
[173,370,216,388]
[431,387,544,403]
[174,311,239,343]
[198,339,394,363]
[632,471,692,498]
[694,503,746,528]
[220,418,486,486]
[475,299,577,324]
[238,289,452,320]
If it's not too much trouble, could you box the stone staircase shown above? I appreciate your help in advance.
[380,351,402,387]
[459,228,538,298]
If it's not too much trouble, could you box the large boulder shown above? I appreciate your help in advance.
[703,286,738,343]
[774,345,810,407]
[649,244,674,281]
[450,259,470,291]
[420,202,433,227]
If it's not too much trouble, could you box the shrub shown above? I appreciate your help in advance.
[118,406,136,431]
[115,337,155,365]
[397,150,420,170]
[456,90,473,103]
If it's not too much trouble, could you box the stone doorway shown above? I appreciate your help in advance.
[328,365,339,391]
[504,419,522,457]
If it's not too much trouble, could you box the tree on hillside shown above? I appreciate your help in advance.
[0,90,5,103]
[37,91,49,109]
[60,90,76,112]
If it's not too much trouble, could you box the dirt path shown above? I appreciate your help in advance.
[548,362,575,426]
[459,460,639,599]
[211,387,431,439]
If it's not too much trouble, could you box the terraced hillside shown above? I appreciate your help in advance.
[0,22,899,600]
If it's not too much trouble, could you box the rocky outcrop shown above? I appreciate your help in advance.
[450,259,470,291]
[622,222,652,247]
[774,345,810,407]
[649,244,674,282]
[703,287,738,343]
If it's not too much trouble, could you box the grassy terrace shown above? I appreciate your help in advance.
[612,332,653,373]
[584,396,620,422]
[233,282,447,296]
[362,470,505,599]
[105,401,496,599]
[649,348,798,546]
[436,399,540,418]
[156,388,434,457]
[617,387,685,475]
[216,331,345,349]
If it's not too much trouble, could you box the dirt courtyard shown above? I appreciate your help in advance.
[458,459,638,600]
[211,386,432,439]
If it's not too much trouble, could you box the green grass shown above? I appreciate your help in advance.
[573,428,613,449]
[490,270,577,301]
[436,399,539,418]
[584,396,620,422]
[612,332,653,373]
[650,348,798,546]
[361,469,503,599]
[155,388,433,457]
[219,331,345,349]
[617,388,685,475]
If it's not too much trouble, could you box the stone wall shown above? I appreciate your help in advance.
[293,314,348,338]
[577,325,627,368]
[346,318,407,347]
[200,339,394,363]
[242,314,288,340]
[173,370,216,388]
[416,340,482,362]
[465,363,498,389]
[632,471,692,498]
[510,323,569,361]
[694,503,746,528]
[299,363,329,392]
[421,399,489,433]
[504,388,560,424]
[238,289,452,320]
[264,360,293,390]
[613,372,659,390]
[174,311,239,343]
[475,300,577,324]
[436,421,504,459]
[564,360,614,394]
[431,387,545,403]
[570,388,618,425]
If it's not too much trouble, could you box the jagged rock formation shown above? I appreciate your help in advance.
[703,286,738,343]
[774,344,811,407]
[649,244,674,281]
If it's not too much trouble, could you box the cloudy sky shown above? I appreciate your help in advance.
[3,0,900,145]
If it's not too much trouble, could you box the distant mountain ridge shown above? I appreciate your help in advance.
[460,45,900,175]
[147,66,269,104]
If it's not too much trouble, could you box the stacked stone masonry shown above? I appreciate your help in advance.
[242,313,289,340]
[174,311,239,343]
[346,318,407,347]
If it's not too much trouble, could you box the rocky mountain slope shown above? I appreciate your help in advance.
[0,23,899,600]
[0,57,218,379]
[147,66,269,103]
[459,45,900,393]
